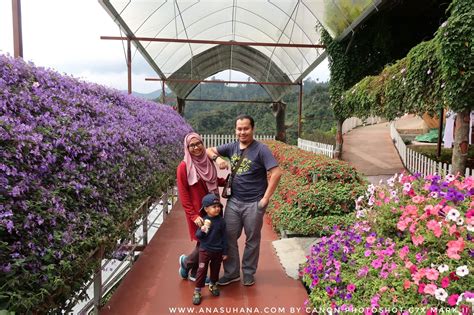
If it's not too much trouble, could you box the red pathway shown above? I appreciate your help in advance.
[101,200,309,315]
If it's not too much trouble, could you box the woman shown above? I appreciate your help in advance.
[176,132,224,281]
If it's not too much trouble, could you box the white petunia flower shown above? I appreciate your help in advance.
[446,208,461,221]
[403,183,411,192]
[32,82,40,88]
[390,190,397,198]
[456,217,464,226]
[435,288,448,302]
[446,174,456,182]
[438,264,449,273]
[455,265,469,277]
[467,224,474,232]
[429,191,439,198]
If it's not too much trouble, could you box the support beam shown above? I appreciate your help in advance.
[101,36,325,49]
[177,97,185,116]
[185,98,273,104]
[298,82,303,137]
[127,38,132,94]
[146,78,297,86]
[12,0,23,58]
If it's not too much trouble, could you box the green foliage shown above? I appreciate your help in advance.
[322,0,373,38]
[184,79,334,144]
[336,0,473,120]
[264,140,367,236]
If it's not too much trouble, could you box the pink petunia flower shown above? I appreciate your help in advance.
[441,276,450,288]
[366,236,376,244]
[424,284,437,295]
[412,195,425,204]
[426,219,442,237]
[412,234,424,246]
[399,246,409,260]
[426,268,439,281]
[347,284,356,292]
[447,294,459,306]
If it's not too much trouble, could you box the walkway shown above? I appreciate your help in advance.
[101,200,308,315]
[342,122,406,183]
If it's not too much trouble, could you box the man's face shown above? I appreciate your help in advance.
[235,118,254,145]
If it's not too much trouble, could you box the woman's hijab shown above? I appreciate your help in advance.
[183,133,218,193]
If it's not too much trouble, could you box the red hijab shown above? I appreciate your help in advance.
[183,133,218,193]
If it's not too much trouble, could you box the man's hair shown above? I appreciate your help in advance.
[235,114,255,128]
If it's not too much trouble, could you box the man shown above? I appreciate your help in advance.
[206,114,282,286]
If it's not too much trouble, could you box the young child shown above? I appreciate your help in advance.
[192,193,228,305]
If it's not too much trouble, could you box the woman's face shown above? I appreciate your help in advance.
[188,138,204,157]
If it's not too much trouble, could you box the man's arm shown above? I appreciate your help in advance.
[259,166,283,208]
[206,147,229,170]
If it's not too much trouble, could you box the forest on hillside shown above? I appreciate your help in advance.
[158,78,335,145]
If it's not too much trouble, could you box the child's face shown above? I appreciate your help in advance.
[205,204,222,217]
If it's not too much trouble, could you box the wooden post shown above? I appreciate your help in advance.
[437,108,444,158]
[12,0,23,58]
[452,109,470,175]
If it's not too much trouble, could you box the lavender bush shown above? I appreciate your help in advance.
[0,54,192,312]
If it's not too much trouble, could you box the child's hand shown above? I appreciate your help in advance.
[201,225,210,233]
[222,255,228,261]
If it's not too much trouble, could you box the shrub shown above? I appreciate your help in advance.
[0,54,192,312]
[264,140,366,236]
[302,173,473,312]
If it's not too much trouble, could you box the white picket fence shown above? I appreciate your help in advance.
[297,138,334,158]
[342,116,386,134]
[389,122,474,177]
[201,134,274,148]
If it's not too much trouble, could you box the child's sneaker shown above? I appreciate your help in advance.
[178,254,189,279]
[192,291,202,305]
[208,283,220,296]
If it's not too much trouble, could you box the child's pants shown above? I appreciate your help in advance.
[195,249,223,288]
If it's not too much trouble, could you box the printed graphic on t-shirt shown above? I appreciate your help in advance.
[230,155,251,174]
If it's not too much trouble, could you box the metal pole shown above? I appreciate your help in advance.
[101,36,325,49]
[185,98,273,104]
[298,81,303,137]
[12,0,23,58]
[161,81,165,103]
[146,78,298,86]
[127,38,132,94]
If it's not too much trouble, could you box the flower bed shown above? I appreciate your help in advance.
[302,173,473,312]
[265,140,366,236]
[0,54,192,312]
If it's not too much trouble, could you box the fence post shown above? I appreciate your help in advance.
[93,245,105,314]
[142,199,149,247]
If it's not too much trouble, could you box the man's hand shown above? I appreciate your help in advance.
[216,156,229,170]
[222,255,228,261]
[258,196,269,209]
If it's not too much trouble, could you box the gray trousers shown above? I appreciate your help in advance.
[223,197,266,278]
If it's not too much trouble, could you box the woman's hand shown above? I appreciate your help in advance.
[194,216,204,227]
[222,255,228,261]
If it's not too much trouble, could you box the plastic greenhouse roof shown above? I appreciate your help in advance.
[99,0,382,100]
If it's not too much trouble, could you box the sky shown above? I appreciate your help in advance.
[0,0,330,95]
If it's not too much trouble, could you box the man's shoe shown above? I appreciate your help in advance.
[217,275,240,286]
[208,283,220,296]
[243,274,255,286]
[192,291,202,305]
[178,254,189,279]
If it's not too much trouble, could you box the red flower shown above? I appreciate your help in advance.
[426,307,437,315]
[449,271,460,281]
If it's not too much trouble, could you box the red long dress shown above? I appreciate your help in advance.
[176,161,209,241]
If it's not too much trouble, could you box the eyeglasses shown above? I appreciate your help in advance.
[188,141,203,149]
